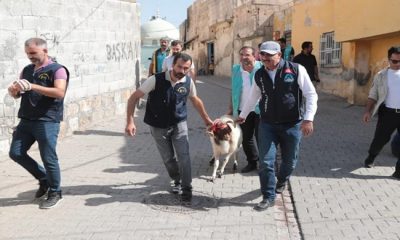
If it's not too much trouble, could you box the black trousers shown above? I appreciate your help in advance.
[239,111,260,165]
[368,106,400,171]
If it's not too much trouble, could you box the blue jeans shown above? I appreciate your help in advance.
[257,121,302,201]
[9,119,61,193]
[150,121,192,192]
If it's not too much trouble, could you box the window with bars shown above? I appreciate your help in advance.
[320,32,342,67]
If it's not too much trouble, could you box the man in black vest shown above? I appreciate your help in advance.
[8,38,69,209]
[126,53,213,202]
[238,41,318,211]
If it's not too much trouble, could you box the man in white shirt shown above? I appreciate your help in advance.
[228,46,263,173]
[237,41,318,211]
[162,40,196,82]
[363,46,400,179]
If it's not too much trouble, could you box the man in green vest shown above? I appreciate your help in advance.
[148,37,170,77]
[228,46,263,173]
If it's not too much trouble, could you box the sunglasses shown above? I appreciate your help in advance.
[390,59,400,64]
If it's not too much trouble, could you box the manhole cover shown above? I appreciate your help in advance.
[143,190,219,213]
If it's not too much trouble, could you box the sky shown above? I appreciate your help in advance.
[137,0,194,27]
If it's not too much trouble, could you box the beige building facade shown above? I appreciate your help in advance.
[291,0,400,104]
[183,0,400,105]
[180,0,292,77]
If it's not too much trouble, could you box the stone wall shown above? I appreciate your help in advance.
[182,0,292,77]
[0,0,140,154]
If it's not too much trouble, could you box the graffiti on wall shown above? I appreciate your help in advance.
[40,32,60,49]
[106,42,134,62]
[0,34,19,88]
[72,52,92,77]
[0,35,18,61]
[1,93,17,134]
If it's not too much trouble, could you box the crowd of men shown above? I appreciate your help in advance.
[136,37,399,211]
[6,36,400,211]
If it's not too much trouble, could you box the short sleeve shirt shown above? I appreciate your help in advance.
[139,71,196,97]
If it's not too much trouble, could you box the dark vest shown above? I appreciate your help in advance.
[255,59,302,124]
[144,72,191,128]
[19,63,69,122]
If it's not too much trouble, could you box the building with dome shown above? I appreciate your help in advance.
[141,15,179,46]
[140,13,179,72]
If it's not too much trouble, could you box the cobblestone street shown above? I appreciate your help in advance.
[0,76,399,240]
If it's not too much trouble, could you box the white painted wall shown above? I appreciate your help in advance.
[0,0,140,154]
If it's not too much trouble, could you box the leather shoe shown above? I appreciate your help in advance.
[254,199,275,211]
[241,164,257,173]
[364,155,375,168]
[392,171,400,179]
[181,191,192,202]
[275,181,286,194]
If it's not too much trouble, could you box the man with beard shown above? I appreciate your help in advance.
[126,53,213,202]
[293,41,320,83]
[162,40,196,81]
[148,37,170,77]
[8,38,69,209]
[228,46,263,173]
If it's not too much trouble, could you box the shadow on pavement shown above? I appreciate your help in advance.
[0,184,260,211]
[295,92,399,180]
[73,130,125,136]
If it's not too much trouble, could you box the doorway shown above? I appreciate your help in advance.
[207,42,214,75]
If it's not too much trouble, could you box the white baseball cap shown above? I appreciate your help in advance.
[260,41,281,55]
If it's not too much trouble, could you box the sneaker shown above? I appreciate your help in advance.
[241,163,257,173]
[171,182,182,194]
[392,171,400,179]
[275,181,287,194]
[364,155,375,168]
[181,191,192,202]
[254,199,275,211]
[35,181,49,199]
[39,191,62,209]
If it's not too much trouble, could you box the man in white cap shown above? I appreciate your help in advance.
[237,41,318,211]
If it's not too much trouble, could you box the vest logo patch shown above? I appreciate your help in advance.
[284,74,295,83]
[38,73,50,81]
[176,86,188,95]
